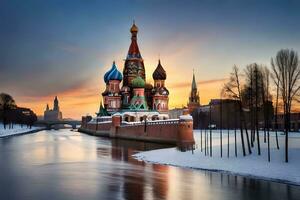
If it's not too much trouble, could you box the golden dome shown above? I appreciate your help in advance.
[130,22,138,33]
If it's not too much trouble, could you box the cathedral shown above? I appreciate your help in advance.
[100,22,169,121]
[79,22,195,147]
[44,96,63,121]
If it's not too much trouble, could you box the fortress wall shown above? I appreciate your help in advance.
[86,123,112,131]
[79,116,195,147]
[114,123,179,144]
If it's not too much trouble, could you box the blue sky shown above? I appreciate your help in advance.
[1,0,300,118]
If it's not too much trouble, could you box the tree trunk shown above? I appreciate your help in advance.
[250,69,254,147]
[285,105,290,163]
[227,113,230,158]
[210,104,212,157]
[227,128,230,158]
[200,129,203,152]
[239,102,246,156]
[204,128,206,156]
[285,128,288,163]
[234,116,237,157]
[220,99,223,157]
[255,68,261,155]
[274,80,280,149]
[242,110,252,154]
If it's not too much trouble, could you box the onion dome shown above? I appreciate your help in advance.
[152,60,166,80]
[131,76,145,88]
[104,72,109,84]
[130,22,138,33]
[104,61,123,83]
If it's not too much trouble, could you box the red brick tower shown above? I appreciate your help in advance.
[187,71,200,113]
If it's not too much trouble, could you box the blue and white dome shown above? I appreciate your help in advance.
[104,61,123,83]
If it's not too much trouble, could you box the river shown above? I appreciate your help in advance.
[0,129,299,200]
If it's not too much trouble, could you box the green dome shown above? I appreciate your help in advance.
[131,76,145,88]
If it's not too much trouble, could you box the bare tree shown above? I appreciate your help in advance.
[262,67,272,161]
[227,104,230,158]
[254,65,261,155]
[271,49,300,162]
[271,74,280,149]
[223,66,251,156]
[220,96,223,157]
[244,66,255,147]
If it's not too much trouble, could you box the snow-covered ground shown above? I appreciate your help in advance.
[0,123,44,138]
[134,130,300,185]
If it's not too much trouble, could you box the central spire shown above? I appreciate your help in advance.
[127,21,141,59]
[192,70,197,90]
[123,21,145,87]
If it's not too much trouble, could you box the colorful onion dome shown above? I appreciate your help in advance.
[152,60,166,80]
[104,71,110,84]
[131,76,145,88]
[104,61,123,83]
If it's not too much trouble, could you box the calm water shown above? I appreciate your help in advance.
[0,129,299,200]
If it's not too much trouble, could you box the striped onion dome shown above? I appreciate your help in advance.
[152,59,166,80]
[104,61,123,83]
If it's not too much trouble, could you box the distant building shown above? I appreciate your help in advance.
[191,98,274,130]
[187,72,200,113]
[276,113,300,132]
[192,99,240,129]
[44,96,62,121]
[169,108,185,119]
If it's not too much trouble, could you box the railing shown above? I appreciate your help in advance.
[121,119,179,127]
[87,118,180,126]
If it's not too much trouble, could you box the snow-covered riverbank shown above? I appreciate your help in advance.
[134,130,300,185]
[0,123,44,138]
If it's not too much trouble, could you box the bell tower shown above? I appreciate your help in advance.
[53,96,59,111]
[187,71,200,113]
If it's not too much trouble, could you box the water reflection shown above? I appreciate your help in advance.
[0,129,299,200]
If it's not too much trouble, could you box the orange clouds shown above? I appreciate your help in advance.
[17,78,101,120]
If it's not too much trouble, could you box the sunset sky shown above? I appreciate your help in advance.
[1,0,300,119]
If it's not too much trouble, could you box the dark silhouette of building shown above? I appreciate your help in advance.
[1,106,37,128]
[44,96,62,121]
[276,113,300,131]
[192,98,274,130]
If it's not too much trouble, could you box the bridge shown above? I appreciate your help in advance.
[35,120,81,129]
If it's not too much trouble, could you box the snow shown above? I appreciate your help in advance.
[179,114,193,120]
[134,129,300,185]
[0,123,44,138]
